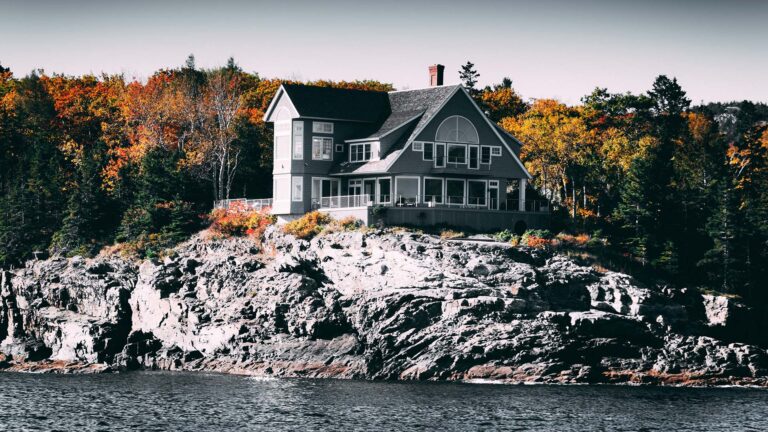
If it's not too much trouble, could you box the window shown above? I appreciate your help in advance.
[491,146,502,156]
[395,177,419,206]
[350,143,371,162]
[292,121,303,159]
[423,178,444,204]
[468,146,479,169]
[447,144,467,164]
[468,180,487,207]
[312,121,334,134]
[335,144,343,152]
[481,146,492,164]
[446,179,465,205]
[413,142,424,151]
[434,143,446,168]
[377,178,391,204]
[435,115,479,144]
[291,176,303,202]
[312,137,333,160]
[423,142,434,161]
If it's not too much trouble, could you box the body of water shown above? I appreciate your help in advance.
[0,372,766,431]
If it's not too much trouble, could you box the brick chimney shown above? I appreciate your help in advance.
[429,64,444,87]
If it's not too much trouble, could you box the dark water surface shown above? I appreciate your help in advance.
[1,372,766,431]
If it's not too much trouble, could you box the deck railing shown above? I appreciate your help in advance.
[313,194,372,209]
[313,195,549,213]
[213,198,273,210]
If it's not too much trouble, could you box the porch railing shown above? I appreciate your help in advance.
[214,198,273,210]
[314,194,372,209]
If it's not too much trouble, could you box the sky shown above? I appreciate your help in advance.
[1,0,766,104]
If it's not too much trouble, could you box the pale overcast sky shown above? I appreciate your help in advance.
[1,0,766,104]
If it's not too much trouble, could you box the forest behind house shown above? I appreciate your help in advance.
[1,57,767,310]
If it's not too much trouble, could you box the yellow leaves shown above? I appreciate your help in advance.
[684,111,712,144]
[59,140,84,166]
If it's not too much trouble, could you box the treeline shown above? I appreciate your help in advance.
[1,58,767,306]
[0,56,391,261]
[460,62,768,304]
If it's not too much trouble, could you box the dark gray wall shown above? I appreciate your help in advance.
[388,91,528,179]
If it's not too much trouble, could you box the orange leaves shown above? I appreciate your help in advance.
[208,205,276,239]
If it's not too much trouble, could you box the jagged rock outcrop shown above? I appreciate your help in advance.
[1,227,766,386]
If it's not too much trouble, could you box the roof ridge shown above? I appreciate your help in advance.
[388,84,462,94]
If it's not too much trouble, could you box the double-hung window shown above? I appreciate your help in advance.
[423,142,434,161]
[350,143,371,162]
[312,137,333,160]
[481,146,492,164]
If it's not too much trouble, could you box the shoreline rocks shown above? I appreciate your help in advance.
[1,227,766,386]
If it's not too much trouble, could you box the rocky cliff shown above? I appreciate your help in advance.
[1,228,766,386]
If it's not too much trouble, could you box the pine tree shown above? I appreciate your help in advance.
[459,61,480,97]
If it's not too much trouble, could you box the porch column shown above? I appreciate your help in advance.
[518,179,527,212]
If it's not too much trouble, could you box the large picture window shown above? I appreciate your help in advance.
[447,144,467,164]
[350,143,371,162]
[395,177,419,206]
[468,180,487,207]
[312,137,333,160]
[446,179,465,205]
[423,178,444,204]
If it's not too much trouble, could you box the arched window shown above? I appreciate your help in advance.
[435,115,479,144]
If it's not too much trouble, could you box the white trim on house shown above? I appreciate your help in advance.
[412,142,424,151]
[263,86,300,122]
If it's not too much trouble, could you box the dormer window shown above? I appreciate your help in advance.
[350,143,371,162]
[312,121,334,134]
[435,115,479,144]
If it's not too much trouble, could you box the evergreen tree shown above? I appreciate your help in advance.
[459,61,480,97]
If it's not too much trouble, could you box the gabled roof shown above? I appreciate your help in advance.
[389,85,461,143]
[279,84,390,123]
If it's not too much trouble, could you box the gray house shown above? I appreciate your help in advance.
[233,65,547,232]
